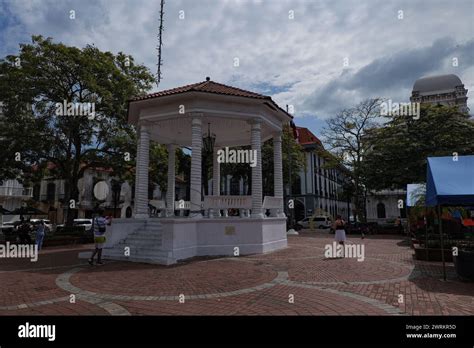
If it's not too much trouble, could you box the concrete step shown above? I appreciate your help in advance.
[103,248,170,260]
[101,252,172,265]
[121,234,163,241]
[130,231,163,237]
[116,241,163,249]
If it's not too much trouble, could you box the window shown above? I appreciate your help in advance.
[33,184,41,201]
[230,177,240,195]
[46,183,56,201]
[292,176,301,195]
[377,202,386,219]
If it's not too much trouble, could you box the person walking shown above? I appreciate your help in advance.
[17,217,32,244]
[88,211,110,266]
[333,215,346,258]
[395,216,403,234]
[35,220,46,250]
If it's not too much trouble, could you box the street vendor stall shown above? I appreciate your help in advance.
[425,155,474,280]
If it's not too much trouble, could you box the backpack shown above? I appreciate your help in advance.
[95,217,106,233]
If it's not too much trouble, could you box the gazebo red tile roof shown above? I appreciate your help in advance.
[131,79,268,101]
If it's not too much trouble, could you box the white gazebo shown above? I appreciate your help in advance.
[102,79,291,265]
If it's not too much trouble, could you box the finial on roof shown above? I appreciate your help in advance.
[206,76,210,81]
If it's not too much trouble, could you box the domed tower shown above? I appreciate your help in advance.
[410,74,469,113]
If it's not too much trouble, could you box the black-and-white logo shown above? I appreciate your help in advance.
[18,322,56,341]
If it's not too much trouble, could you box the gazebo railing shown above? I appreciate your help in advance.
[203,195,252,218]
[148,196,283,218]
[149,200,166,217]
[262,196,283,217]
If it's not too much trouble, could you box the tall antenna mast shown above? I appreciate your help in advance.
[156,0,165,87]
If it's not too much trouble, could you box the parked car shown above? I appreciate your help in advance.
[73,219,93,232]
[296,216,333,229]
[29,219,53,234]
[57,218,93,233]
[1,220,36,242]
[0,221,17,242]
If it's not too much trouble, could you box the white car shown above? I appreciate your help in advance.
[29,219,53,234]
[73,219,93,232]
[56,219,93,233]
[297,216,333,229]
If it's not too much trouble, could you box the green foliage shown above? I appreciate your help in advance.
[361,104,474,191]
[322,98,383,221]
[0,35,154,223]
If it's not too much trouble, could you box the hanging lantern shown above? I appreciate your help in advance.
[202,123,216,153]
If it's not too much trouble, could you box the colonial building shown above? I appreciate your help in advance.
[366,189,407,223]
[0,102,33,221]
[31,165,187,224]
[289,127,353,222]
[410,74,469,114]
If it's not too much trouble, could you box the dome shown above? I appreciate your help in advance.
[412,74,463,93]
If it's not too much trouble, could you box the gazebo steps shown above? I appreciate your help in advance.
[102,249,172,265]
[101,220,171,264]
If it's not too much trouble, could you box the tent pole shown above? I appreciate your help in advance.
[425,206,428,261]
[438,205,446,281]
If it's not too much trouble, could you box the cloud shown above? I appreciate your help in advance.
[302,37,474,118]
[0,0,473,133]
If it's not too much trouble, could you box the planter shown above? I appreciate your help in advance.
[414,245,453,262]
[453,250,474,281]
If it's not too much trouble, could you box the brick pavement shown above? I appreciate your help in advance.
[0,233,472,315]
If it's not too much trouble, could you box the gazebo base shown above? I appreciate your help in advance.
[95,217,288,265]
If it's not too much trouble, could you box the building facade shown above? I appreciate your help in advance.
[366,189,407,223]
[410,74,469,114]
[289,127,353,222]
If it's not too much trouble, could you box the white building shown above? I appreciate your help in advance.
[290,127,353,222]
[0,102,34,222]
[366,189,407,223]
[410,74,469,114]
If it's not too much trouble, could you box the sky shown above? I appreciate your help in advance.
[1,0,473,138]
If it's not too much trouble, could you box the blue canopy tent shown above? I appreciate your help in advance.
[425,155,474,280]
[426,155,474,207]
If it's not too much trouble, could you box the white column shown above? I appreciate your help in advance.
[273,132,285,217]
[134,124,150,219]
[212,147,220,196]
[166,144,176,217]
[190,116,203,218]
[250,119,263,218]
[210,147,221,218]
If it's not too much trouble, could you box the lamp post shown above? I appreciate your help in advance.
[111,180,122,218]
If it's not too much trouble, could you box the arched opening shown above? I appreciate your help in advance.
[294,199,305,222]
[377,202,386,219]
[292,176,301,195]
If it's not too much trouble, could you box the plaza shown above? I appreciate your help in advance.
[1,232,473,316]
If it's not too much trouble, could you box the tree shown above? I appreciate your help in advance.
[0,35,155,225]
[322,98,383,221]
[361,104,474,191]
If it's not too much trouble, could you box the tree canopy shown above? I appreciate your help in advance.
[361,104,474,191]
[0,35,155,222]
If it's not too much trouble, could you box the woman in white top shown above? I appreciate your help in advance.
[333,215,346,256]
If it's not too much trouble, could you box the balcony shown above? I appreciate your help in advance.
[39,193,65,202]
[0,186,33,198]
